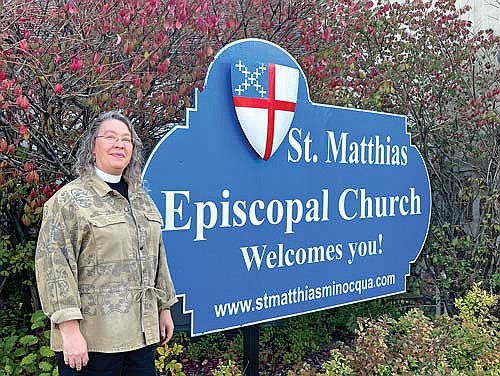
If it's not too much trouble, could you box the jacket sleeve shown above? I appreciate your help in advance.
[35,196,83,324]
[155,238,178,312]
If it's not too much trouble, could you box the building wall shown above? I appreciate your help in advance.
[455,0,500,33]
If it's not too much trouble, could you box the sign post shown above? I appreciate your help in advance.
[243,324,259,376]
[143,39,431,344]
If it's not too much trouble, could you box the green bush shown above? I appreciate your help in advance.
[153,299,399,375]
[211,360,242,376]
[155,342,186,376]
[321,349,354,376]
[444,285,499,373]
[0,311,57,376]
[259,311,336,373]
[4,287,498,376]
[183,331,240,362]
[299,286,500,376]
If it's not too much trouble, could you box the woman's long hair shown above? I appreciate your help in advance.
[74,111,144,188]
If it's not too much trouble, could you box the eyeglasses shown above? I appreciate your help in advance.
[96,135,133,146]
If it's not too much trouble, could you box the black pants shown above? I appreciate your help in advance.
[56,345,156,376]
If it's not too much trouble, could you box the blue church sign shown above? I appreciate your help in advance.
[143,39,431,336]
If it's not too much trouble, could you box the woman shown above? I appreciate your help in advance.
[35,111,177,375]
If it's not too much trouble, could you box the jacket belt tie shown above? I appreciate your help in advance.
[135,286,166,333]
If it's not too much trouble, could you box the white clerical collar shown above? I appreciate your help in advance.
[94,167,122,183]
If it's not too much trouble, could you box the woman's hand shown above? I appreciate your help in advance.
[59,320,89,371]
[159,309,174,345]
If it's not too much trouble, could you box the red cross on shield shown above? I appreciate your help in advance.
[231,61,299,160]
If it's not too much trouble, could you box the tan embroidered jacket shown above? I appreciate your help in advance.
[35,173,178,352]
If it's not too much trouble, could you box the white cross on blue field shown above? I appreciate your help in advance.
[233,61,268,98]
